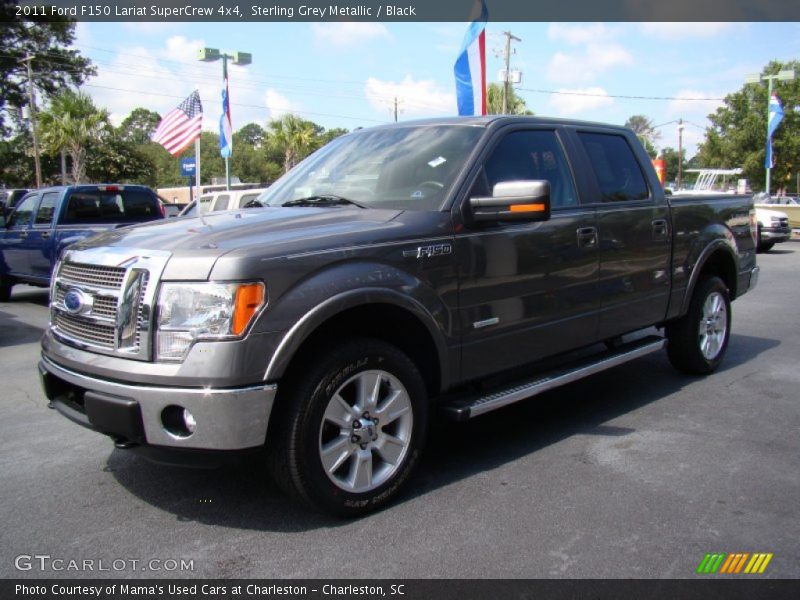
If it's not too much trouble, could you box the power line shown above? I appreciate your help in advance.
[518,87,725,102]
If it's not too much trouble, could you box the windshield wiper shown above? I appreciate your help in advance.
[281,195,368,209]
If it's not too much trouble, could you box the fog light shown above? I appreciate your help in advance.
[161,405,196,438]
[183,408,196,434]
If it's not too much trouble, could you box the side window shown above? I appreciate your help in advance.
[211,194,230,212]
[577,132,649,202]
[483,130,579,209]
[7,194,38,228]
[34,192,59,226]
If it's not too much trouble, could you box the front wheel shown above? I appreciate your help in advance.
[267,338,428,517]
[666,276,731,374]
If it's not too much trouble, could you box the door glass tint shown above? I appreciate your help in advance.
[7,195,38,227]
[63,190,160,224]
[484,130,579,208]
[578,133,650,202]
[34,192,59,226]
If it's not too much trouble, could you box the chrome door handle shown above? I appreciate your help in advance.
[577,226,598,248]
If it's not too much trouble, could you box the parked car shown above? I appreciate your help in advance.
[752,193,791,252]
[39,117,758,516]
[754,194,800,231]
[0,184,165,301]
[179,189,267,217]
[0,188,30,215]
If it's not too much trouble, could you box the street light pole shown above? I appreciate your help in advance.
[745,69,796,195]
[199,47,252,191]
[21,54,42,188]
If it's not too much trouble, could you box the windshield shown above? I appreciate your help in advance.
[257,125,485,211]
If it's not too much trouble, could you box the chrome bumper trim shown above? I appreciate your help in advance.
[41,355,276,450]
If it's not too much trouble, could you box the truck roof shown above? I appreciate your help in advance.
[362,115,633,133]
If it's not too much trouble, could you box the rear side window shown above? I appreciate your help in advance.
[63,190,160,224]
[7,194,38,227]
[578,132,649,202]
[211,194,230,212]
[34,192,60,226]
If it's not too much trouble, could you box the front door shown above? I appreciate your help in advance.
[454,128,600,381]
[0,193,39,277]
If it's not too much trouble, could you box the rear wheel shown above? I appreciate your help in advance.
[267,338,427,517]
[666,276,731,374]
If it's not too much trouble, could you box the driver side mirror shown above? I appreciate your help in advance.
[469,180,551,223]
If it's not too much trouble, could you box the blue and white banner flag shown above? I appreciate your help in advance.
[765,92,784,168]
[220,60,233,159]
[454,0,488,116]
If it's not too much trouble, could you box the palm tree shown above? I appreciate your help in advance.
[267,114,318,173]
[37,90,109,184]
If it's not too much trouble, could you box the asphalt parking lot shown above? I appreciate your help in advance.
[1,244,798,580]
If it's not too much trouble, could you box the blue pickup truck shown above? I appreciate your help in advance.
[0,184,165,301]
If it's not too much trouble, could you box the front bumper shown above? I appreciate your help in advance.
[761,226,791,243]
[40,355,276,451]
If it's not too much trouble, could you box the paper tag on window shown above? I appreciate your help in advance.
[428,157,447,168]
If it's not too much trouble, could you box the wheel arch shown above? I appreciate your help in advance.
[265,289,448,397]
[681,240,738,314]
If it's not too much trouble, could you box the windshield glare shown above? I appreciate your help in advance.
[257,125,484,211]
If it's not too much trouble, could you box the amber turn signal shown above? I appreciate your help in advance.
[509,203,546,213]
[232,283,265,336]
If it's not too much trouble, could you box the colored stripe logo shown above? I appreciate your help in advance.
[696,552,773,574]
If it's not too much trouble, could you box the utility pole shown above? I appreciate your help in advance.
[677,118,684,190]
[501,31,521,114]
[21,54,42,188]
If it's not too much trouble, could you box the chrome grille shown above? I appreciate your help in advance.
[59,263,126,289]
[55,313,116,349]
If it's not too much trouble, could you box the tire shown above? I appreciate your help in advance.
[0,272,13,302]
[756,224,774,253]
[666,276,731,375]
[267,338,428,517]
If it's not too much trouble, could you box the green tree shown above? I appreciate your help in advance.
[37,90,109,184]
[117,108,161,145]
[0,3,95,136]
[696,60,800,193]
[486,83,533,115]
[624,115,661,157]
[267,114,319,173]
[660,146,687,184]
[86,136,155,184]
[235,122,267,148]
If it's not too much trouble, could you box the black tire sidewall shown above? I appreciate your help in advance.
[669,276,731,374]
[287,339,427,516]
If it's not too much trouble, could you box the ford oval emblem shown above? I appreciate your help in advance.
[63,289,86,314]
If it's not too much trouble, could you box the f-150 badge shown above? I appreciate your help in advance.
[403,243,453,259]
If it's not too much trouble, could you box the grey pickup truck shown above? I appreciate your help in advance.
[39,117,759,516]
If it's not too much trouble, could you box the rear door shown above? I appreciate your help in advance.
[454,126,600,380]
[0,192,40,277]
[574,130,671,339]
[28,191,61,280]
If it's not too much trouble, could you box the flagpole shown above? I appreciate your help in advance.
[194,136,201,205]
[223,53,230,191]
[766,77,773,195]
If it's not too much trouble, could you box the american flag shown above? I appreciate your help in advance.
[152,91,203,156]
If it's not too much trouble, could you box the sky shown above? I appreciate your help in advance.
[69,20,800,157]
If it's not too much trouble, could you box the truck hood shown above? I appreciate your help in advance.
[72,206,404,255]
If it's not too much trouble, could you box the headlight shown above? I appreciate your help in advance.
[156,282,265,361]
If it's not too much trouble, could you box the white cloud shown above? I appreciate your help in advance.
[311,22,390,48]
[667,90,724,116]
[264,88,298,120]
[547,43,633,85]
[547,23,617,45]
[547,88,613,116]
[163,35,204,64]
[639,22,734,40]
[364,76,455,117]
